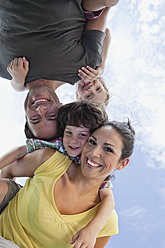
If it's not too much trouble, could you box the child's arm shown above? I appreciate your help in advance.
[7,57,29,92]
[1,148,55,179]
[70,188,115,248]
[0,145,27,171]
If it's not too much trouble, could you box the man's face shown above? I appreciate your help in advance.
[24,86,61,140]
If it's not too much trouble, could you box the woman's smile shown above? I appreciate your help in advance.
[86,158,102,169]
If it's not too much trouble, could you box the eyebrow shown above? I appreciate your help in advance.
[66,127,89,132]
[104,142,115,148]
[91,136,116,148]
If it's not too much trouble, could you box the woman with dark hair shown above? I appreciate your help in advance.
[0,119,135,248]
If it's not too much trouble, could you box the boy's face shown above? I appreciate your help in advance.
[76,79,107,103]
[63,125,90,157]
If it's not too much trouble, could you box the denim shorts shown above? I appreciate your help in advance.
[0,179,22,214]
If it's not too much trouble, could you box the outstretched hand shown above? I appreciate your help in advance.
[78,66,103,83]
[70,226,97,248]
[7,57,29,85]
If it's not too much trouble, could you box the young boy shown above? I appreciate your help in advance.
[0,101,114,248]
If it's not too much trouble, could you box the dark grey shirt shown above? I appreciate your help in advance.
[0,0,105,85]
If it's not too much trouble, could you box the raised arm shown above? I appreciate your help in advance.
[94,236,111,248]
[0,145,27,171]
[70,188,115,248]
[7,57,29,92]
[1,148,55,179]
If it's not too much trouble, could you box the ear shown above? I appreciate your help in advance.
[117,158,129,171]
[76,91,81,100]
[76,91,79,99]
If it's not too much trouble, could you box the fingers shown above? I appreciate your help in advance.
[7,57,29,73]
[70,232,79,245]
[22,57,29,71]
[78,66,99,83]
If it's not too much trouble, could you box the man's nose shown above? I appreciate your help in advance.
[36,104,47,115]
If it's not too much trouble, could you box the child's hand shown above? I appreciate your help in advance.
[7,57,29,85]
[70,226,98,248]
[78,66,103,83]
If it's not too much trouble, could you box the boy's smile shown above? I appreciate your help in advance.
[63,125,90,157]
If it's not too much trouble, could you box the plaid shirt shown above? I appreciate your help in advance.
[26,137,112,190]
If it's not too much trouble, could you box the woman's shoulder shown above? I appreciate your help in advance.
[30,148,56,166]
[34,149,72,176]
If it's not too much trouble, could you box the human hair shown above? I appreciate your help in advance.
[98,77,110,106]
[24,118,35,139]
[57,100,108,137]
[98,119,135,159]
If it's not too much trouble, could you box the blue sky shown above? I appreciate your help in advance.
[0,0,165,247]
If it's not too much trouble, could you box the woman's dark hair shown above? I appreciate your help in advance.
[57,100,108,137]
[98,119,135,159]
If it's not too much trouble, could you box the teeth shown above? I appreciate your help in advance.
[87,159,100,167]
[34,99,47,104]
[69,145,79,149]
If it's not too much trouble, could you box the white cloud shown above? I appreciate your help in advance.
[106,1,165,169]
[119,205,162,235]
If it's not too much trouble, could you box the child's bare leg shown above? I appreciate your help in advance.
[0,179,22,214]
[85,7,110,32]
[82,0,119,12]
[0,180,8,204]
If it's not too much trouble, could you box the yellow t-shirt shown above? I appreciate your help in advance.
[0,152,119,248]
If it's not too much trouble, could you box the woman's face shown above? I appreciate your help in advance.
[81,125,129,180]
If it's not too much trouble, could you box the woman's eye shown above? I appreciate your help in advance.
[89,138,96,145]
[96,87,101,91]
[104,147,113,153]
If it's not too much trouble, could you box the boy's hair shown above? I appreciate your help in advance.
[57,100,108,137]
